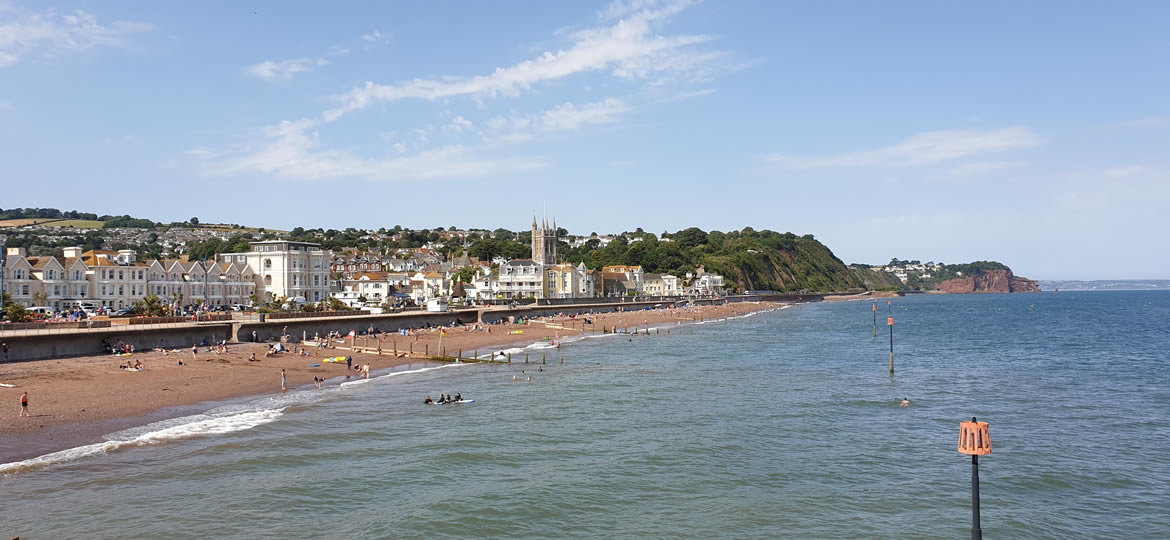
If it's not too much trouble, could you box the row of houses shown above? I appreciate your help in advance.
[2,246,259,311]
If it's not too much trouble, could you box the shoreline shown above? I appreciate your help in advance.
[0,301,778,465]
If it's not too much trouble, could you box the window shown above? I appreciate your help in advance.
[22,285,29,295]
[264,259,272,269]
[118,270,124,280]
[264,275,272,286]
[118,286,124,296]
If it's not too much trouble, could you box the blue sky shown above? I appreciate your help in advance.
[1,0,1167,280]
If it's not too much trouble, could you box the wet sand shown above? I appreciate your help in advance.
[0,301,775,459]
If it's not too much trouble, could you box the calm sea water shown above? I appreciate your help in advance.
[2,292,1168,539]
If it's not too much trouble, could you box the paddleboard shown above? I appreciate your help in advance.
[0,383,16,388]
[308,363,320,367]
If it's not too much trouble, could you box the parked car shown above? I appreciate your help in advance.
[111,307,135,316]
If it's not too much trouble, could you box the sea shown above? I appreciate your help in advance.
[1,291,1168,539]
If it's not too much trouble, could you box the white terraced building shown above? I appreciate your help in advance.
[223,240,332,304]
[2,246,257,311]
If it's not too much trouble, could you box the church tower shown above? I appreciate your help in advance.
[531,215,558,266]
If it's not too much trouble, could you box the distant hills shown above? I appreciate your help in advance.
[1038,280,1170,291]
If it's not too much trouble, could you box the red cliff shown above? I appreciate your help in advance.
[934,269,1040,293]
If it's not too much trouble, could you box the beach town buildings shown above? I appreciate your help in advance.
[226,240,332,303]
[544,262,597,299]
[690,266,725,295]
[2,246,257,311]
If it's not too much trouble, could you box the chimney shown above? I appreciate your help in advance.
[6,247,27,257]
[63,247,83,258]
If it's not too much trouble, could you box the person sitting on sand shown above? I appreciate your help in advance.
[900,398,910,407]
[248,352,257,362]
[134,359,143,370]
[177,358,185,366]
[424,395,434,404]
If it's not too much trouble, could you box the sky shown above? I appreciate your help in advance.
[1,0,1167,280]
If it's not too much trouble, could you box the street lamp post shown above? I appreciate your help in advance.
[958,417,992,540]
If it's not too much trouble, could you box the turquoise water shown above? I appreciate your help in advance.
[2,292,1168,538]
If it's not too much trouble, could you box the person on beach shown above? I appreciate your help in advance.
[191,344,198,362]
[3,342,9,363]
[252,330,257,343]
[361,364,370,379]
[19,391,30,417]
[281,369,287,391]
[248,352,257,362]
[900,398,910,407]
[346,356,352,370]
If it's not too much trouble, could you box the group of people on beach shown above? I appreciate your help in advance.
[424,393,463,404]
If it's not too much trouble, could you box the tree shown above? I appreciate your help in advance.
[5,304,28,322]
[190,217,200,225]
[32,291,48,307]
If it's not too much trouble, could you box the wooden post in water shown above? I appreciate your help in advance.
[560,356,564,365]
[425,343,429,356]
[507,353,511,363]
[873,303,878,337]
[457,348,461,361]
[393,338,397,356]
[541,353,546,365]
[525,353,529,364]
[888,316,895,374]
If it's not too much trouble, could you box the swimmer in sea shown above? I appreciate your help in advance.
[900,397,910,407]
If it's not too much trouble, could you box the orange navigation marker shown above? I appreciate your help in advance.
[959,417,992,539]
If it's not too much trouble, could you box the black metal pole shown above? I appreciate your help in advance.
[888,320,894,374]
[972,452,982,540]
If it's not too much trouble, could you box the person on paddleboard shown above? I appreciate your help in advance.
[425,395,434,404]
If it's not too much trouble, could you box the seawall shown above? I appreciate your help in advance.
[1,298,729,362]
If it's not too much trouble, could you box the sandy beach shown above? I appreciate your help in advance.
[0,302,776,443]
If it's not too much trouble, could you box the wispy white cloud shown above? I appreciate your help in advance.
[449,115,473,133]
[951,161,1026,176]
[540,98,629,131]
[671,88,716,101]
[215,119,545,181]
[206,0,722,183]
[322,0,712,121]
[184,147,216,160]
[767,127,1041,168]
[1103,165,1143,179]
[246,46,348,80]
[482,98,630,143]
[0,101,12,110]
[598,0,664,21]
[0,8,151,67]
[361,31,388,46]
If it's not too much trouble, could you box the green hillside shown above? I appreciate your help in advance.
[556,227,865,293]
